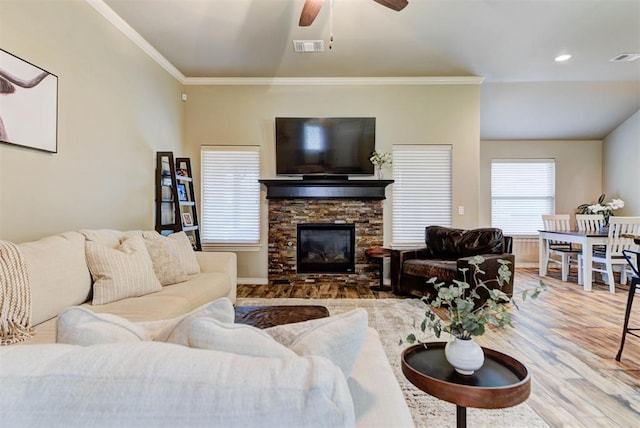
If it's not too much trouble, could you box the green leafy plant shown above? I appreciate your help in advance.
[403,256,545,344]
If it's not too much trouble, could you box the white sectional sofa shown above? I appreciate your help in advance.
[0,229,413,427]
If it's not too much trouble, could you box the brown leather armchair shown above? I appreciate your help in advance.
[390,226,514,300]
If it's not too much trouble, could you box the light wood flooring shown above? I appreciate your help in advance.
[238,268,640,427]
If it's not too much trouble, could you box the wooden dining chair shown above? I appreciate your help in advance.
[575,214,606,285]
[542,214,581,282]
[575,214,605,232]
[591,217,640,293]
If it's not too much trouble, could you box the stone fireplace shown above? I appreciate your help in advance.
[260,178,393,287]
[267,198,384,287]
[297,223,356,274]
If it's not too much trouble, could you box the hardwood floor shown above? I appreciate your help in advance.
[238,268,640,427]
[237,281,397,299]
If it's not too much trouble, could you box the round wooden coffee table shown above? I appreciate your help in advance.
[401,342,531,428]
[365,246,392,291]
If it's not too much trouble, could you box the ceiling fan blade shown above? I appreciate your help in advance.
[299,0,325,26]
[372,0,408,12]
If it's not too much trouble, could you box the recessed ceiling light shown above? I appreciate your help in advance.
[555,54,572,62]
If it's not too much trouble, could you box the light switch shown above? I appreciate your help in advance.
[458,206,465,215]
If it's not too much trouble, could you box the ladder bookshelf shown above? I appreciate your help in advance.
[155,152,202,250]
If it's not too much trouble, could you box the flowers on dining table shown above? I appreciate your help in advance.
[576,194,624,225]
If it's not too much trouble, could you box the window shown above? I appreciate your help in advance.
[392,145,452,246]
[201,146,260,248]
[491,159,555,235]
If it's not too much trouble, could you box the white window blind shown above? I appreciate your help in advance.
[392,145,452,246]
[201,146,260,246]
[491,159,555,235]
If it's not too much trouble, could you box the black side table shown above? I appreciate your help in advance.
[401,342,531,428]
[365,247,392,291]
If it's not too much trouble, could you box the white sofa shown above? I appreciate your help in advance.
[0,230,414,427]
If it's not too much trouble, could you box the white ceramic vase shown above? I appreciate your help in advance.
[444,336,485,375]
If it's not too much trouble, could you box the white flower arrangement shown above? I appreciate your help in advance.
[577,194,625,225]
[369,150,392,166]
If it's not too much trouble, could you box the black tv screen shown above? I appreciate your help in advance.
[275,117,375,176]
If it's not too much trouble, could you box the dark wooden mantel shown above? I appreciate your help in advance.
[258,178,394,200]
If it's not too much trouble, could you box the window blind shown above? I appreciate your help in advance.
[201,146,260,245]
[392,145,452,246]
[491,159,555,235]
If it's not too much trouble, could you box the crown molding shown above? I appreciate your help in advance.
[183,76,484,86]
[87,1,483,87]
[86,0,185,83]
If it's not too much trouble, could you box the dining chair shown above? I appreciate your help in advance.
[575,214,605,232]
[542,214,581,282]
[590,217,640,293]
[575,214,606,285]
[615,248,640,361]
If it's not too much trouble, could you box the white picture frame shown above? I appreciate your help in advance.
[0,49,58,153]
[181,212,194,227]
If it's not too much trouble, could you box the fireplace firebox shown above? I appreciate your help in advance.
[297,223,355,274]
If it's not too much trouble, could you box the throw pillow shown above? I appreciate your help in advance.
[80,229,143,249]
[266,308,369,378]
[57,306,151,345]
[144,297,236,345]
[188,318,296,358]
[167,232,200,275]
[142,233,188,286]
[56,298,236,346]
[86,237,162,305]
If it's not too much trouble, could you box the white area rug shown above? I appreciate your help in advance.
[237,298,549,428]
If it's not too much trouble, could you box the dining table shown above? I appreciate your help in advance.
[538,229,609,291]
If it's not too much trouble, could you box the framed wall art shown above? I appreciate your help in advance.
[0,49,58,153]
[182,212,194,227]
[177,183,188,201]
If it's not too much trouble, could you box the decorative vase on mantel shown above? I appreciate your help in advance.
[444,337,485,375]
[376,166,384,180]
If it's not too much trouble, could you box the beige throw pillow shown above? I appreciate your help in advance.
[142,234,188,286]
[86,237,162,305]
[145,298,236,345]
[80,229,143,248]
[188,318,296,358]
[167,232,200,275]
[56,298,236,346]
[57,306,151,345]
[266,308,369,378]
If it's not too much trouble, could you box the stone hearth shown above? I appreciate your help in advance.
[268,199,383,287]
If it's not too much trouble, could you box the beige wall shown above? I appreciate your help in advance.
[604,110,640,216]
[0,0,184,242]
[5,2,624,279]
[184,83,481,280]
[480,140,603,264]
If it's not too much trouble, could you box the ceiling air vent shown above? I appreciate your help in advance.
[610,53,640,62]
[293,40,324,53]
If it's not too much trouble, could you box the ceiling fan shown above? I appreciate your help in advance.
[299,0,408,26]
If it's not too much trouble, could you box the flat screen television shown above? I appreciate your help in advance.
[275,117,375,177]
